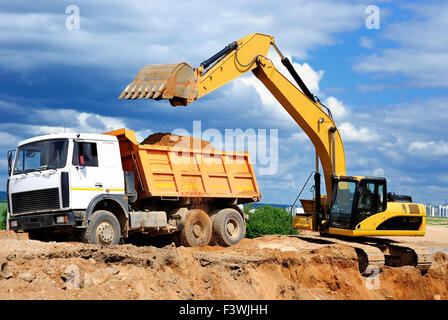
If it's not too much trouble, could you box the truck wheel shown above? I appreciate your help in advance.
[212,208,245,247]
[83,210,121,245]
[178,209,212,247]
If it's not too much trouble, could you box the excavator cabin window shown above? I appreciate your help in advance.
[330,180,356,229]
[354,180,386,226]
[330,178,387,229]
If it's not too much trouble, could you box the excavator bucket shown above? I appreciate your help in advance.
[118,63,199,106]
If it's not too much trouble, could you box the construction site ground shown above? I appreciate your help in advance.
[0,225,447,300]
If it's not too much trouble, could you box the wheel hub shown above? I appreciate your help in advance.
[226,218,239,239]
[192,223,203,239]
[96,222,114,244]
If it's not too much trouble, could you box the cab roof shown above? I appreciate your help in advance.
[17,132,117,147]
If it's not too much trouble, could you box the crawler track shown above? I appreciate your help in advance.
[298,232,438,275]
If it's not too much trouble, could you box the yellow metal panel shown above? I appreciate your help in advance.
[293,214,313,231]
[329,228,425,237]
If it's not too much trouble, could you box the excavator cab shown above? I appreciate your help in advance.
[329,176,387,231]
[324,175,425,237]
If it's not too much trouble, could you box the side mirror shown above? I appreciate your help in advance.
[7,150,15,176]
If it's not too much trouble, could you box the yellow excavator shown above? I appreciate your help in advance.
[118,33,433,274]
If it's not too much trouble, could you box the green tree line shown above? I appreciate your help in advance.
[0,202,7,230]
[244,204,298,238]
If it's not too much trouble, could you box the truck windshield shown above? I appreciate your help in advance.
[330,180,356,229]
[13,139,68,174]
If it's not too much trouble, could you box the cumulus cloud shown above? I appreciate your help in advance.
[408,140,448,156]
[354,2,448,88]
[323,96,347,121]
[0,0,365,75]
[338,122,379,142]
[0,132,21,147]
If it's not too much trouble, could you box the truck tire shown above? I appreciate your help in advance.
[82,210,121,245]
[211,208,245,247]
[178,209,212,247]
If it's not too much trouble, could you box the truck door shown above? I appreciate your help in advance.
[69,140,125,209]
[69,140,104,209]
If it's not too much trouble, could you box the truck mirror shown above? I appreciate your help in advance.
[7,150,15,176]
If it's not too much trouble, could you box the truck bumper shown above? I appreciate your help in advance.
[8,211,77,231]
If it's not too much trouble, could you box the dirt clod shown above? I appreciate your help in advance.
[17,273,34,283]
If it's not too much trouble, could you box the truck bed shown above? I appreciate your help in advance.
[105,129,261,202]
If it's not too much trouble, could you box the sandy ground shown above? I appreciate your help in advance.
[0,227,447,300]
[382,225,448,247]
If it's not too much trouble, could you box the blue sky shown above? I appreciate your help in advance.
[1,0,447,205]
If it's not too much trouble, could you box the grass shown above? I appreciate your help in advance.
[0,201,6,230]
[426,216,448,226]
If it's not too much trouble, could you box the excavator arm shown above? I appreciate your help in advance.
[118,33,346,199]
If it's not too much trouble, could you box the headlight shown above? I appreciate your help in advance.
[10,220,17,228]
[56,216,67,224]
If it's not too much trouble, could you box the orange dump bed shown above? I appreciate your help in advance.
[105,128,261,201]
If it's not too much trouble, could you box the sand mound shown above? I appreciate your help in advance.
[141,132,214,150]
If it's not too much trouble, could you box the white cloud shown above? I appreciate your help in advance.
[359,36,374,49]
[408,140,448,156]
[338,122,379,143]
[0,101,127,141]
[323,96,347,121]
[231,53,326,129]
[354,2,448,88]
[0,132,20,147]
[373,168,384,177]
[0,1,364,74]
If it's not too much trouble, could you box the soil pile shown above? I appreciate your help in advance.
[141,132,215,150]
[0,231,447,300]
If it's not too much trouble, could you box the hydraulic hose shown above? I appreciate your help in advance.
[289,171,316,224]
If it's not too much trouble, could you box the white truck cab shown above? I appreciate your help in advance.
[7,133,128,243]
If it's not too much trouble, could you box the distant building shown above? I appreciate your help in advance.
[425,204,448,217]
[432,205,439,217]
[286,206,304,215]
[441,204,448,218]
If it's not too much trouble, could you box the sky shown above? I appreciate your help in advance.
[0,0,447,205]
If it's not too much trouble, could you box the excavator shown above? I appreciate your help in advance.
[118,33,433,275]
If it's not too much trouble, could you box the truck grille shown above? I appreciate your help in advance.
[11,188,60,214]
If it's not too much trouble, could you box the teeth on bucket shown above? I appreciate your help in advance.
[118,63,199,106]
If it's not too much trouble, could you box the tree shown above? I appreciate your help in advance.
[0,207,6,230]
[245,205,298,239]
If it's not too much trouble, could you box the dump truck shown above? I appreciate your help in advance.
[6,128,261,247]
